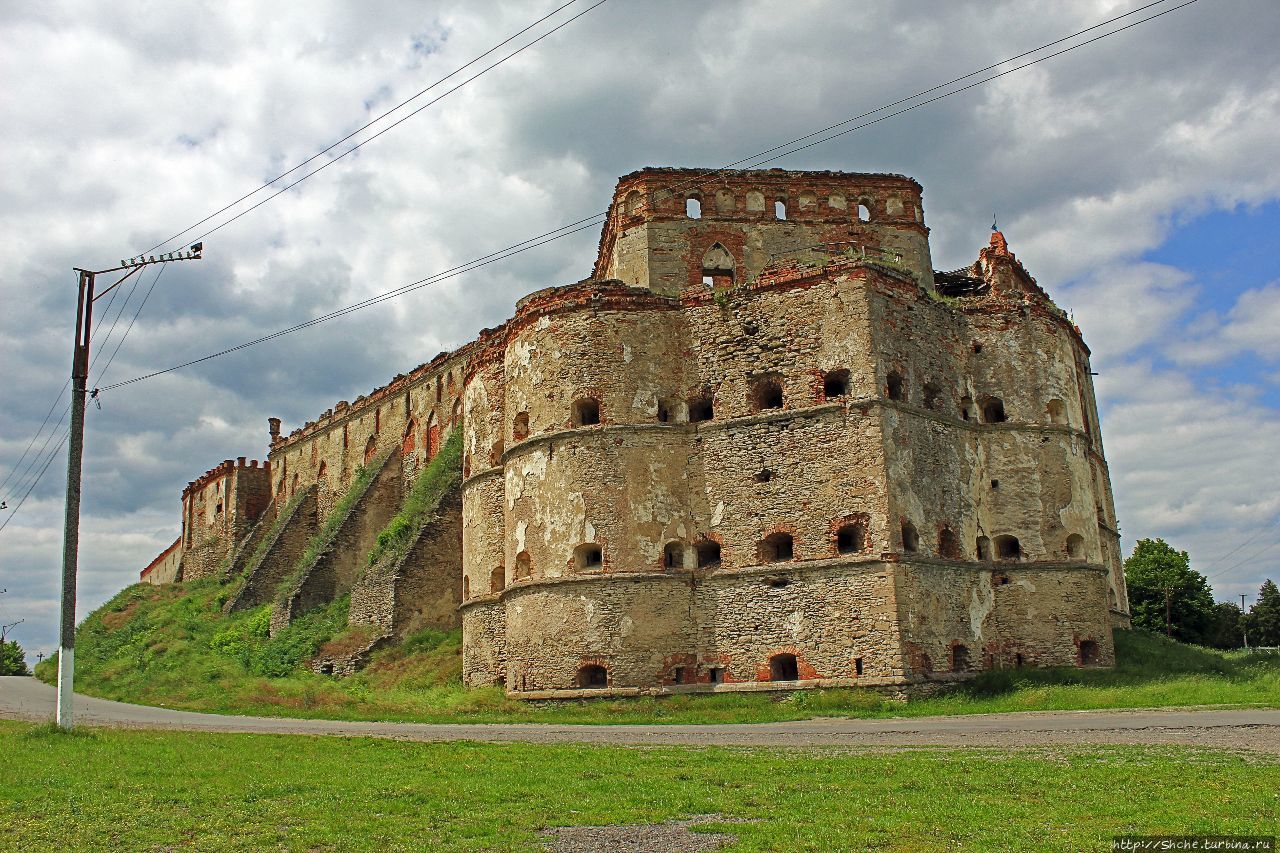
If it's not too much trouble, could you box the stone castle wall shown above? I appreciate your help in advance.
[137,167,1129,698]
[178,457,271,581]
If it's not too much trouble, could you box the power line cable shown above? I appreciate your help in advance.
[1208,529,1280,582]
[96,0,1203,394]
[0,267,140,501]
[634,0,1186,210]
[177,0,610,250]
[1201,513,1280,576]
[0,0,1206,530]
[0,1,605,504]
[91,262,169,390]
[140,0,587,257]
[0,430,69,535]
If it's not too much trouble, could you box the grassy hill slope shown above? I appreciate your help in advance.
[36,573,1280,724]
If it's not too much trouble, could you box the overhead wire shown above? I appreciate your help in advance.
[140,0,589,257]
[96,0,1204,395]
[179,0,611,249]
[0,0,609,516]
[0,0,1208,531]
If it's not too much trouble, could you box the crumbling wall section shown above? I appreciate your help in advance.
[273,451,403,631]
[225,486,317,613]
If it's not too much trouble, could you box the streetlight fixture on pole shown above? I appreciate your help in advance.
[56,244,203,730]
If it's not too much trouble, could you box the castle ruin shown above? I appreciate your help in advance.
[139,167,1129,697]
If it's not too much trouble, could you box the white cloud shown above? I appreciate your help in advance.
[1173,282,1280,366]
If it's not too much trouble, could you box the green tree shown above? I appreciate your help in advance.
[1246,579,1280,647]
[1204,601,1244,650]
[1123,538,1216,644]
[0,639,29,675]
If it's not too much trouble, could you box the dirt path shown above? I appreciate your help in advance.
[3,677,1277,752]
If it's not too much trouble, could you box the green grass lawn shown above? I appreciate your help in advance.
[2,720,1275,851]
[35,574,1280,725]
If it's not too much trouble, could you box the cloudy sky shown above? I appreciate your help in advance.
[2,0,1278,661]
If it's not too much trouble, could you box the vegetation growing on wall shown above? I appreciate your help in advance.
[244,489,305,577]
[35,579,1280,725]
[367,429,462,569]
[275,453,389,604]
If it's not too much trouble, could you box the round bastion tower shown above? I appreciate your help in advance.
[467,170,927,694]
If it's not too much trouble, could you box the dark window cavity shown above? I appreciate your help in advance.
[759,532,794,562]
[769,653,799,681]
[572,397,601,427]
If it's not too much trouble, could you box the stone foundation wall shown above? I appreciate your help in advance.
[893,559,1114,673]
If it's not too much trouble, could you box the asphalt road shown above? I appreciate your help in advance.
[3,676,1278,752]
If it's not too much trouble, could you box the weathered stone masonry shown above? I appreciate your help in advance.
[138,166,1129,697]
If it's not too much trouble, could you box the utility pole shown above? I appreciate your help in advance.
[1241,593,1250,651]
[1,619,22,643]
[56,245,202,730]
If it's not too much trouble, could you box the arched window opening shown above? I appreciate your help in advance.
[952,644,970,672]
[769,653,799,681]
[402,419,418,455]
[513,411,530,441]
[451,398,461,428]
[488,439,504,466]
[514,550,532,580]
[759,532,794,563]
[857,202,872,222]
[823,369,850,400]
[829,193,847,210]
[623,189,642,217]
[714,188,735,214]
[994,534,1022,561]
[981,396,1007,423]
[435,376,443,403]
[750,376,784,412]
[688,394,714,423]
[1065,533,1085,560]
[663,541,685,570]
[291,472,300,496]
[774,200,787,220]
[836,522,865,555]
[577,664,608,689]
[701,243,735,289]
[425,414,440,461]
[656,398,684,424]
[745,190,765,212]
[1015,652,1025,668]
[938,527,963,560]
[571,397,601,427]
[364,435,378,464]
[317,460,327,485]
[1079,639,1100,666]
[374,408,381,434]
[574,543,603,571]
[886,371,906,402]
[1047,398,1067,424]
[342,424,349,449]
[960,396,977,421]
[901,521,919,553]
[686,197,702,219]
[922,382,943,411]
[696,539,721,569]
